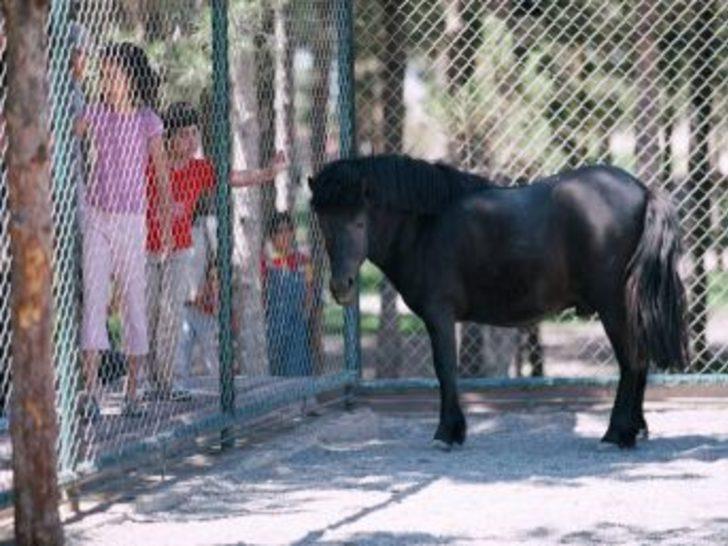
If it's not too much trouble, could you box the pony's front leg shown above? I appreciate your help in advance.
[425,315,466,448]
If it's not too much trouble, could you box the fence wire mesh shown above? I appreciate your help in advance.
[355,0,728,380]
[0,0,352,496]
[0,0,727,505]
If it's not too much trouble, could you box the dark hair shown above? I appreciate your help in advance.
[311,154,492,214]
[163,101,199,136]
[100,42,160,109]
[268,212,295,238]
[70,0,82,21]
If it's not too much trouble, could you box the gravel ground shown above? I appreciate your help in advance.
[62,392,728,546]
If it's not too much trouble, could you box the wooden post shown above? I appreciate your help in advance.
[2,0,64,543]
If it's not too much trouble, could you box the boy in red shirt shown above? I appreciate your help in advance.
[145,101,285,401]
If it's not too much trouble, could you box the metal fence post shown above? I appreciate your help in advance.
[335,0,361,387]
[211,0,236,447]
[48,0,82,476]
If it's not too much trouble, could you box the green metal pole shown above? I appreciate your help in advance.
[49,0,82,476]
[211,0,236,448]
[335,0,361,383]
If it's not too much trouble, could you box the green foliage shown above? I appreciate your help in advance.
[359,261,383,294]
[709,270,728,308]
[323,306,426,335]
[355,0,727,178]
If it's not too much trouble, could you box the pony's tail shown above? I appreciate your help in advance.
[626,190,689,370]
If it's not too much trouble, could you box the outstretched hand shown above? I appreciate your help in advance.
[270,150,287,173]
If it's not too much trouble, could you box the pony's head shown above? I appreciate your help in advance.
[309,154,488,305]
[309,161,369,306]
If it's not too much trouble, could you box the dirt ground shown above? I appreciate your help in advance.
[24,386,725,546]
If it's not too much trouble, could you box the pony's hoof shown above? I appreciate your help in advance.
[433,415,467,447]
[601,428,637,449]
[431,439,452,452]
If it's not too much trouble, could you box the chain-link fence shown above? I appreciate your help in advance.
[0,0,356,500]
[1,0,728,510]
[355,0,728,380]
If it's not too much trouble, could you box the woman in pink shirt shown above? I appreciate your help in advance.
[76,42,172,418]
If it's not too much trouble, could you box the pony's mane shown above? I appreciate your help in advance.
[310,154,494,214]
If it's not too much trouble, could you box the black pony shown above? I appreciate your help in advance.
[310,154,689,449]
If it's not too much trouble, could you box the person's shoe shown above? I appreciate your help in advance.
[168,388,193,402]
[144,386,193,402]
[142,388,165,402]
[120,399,144,418]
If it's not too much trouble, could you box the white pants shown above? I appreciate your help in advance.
[175,305,219,381]
[184,216,218,301]
[81,208,147,355]
[146,251,190,391]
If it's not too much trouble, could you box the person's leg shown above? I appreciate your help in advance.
[80,351,102,420]
[187,222,209,300]
[126,355,141,403]
[80,210,112,409]
[158,252,192,399]
[293,316,314,376]
[199,310,219,378]
[175,305,195,386]
[113,214,148,414]
[181,222,209,376]
[144,256,163,395]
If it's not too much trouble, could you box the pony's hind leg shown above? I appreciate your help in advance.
[635,368,649,439]
[424,314,466,448]
[599,303,643,448]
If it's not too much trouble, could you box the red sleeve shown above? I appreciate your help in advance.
[146,160,158,203]
[201,159,216,191]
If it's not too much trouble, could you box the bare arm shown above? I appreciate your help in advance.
[74,117,88,138]
[149,136,174,253]
[229,150,287,188]
[230,166,278,187]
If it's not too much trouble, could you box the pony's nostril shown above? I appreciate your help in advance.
[347,277,354,289]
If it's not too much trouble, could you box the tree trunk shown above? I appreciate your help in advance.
[143,0,166,41]
[634,0,661,186]
[442,0,491,377]
[375,0,405,378]
[515,326,543,377]
[255,2,277,226]
[308,0,333,374]
[2,0,64,543]
[309,3,332,175]
[274,1,298,212]
[688,2,717,371]
[224,17,269,376]
[0,38,9,417]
